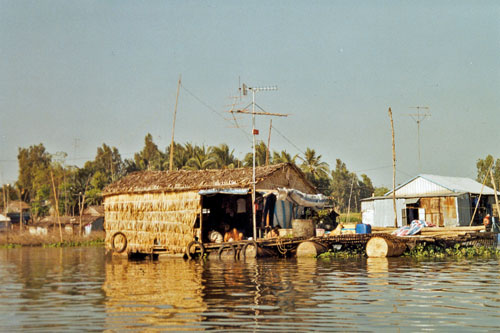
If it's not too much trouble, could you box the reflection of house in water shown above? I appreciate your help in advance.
[102,258,206,330]
[362,174,498,227]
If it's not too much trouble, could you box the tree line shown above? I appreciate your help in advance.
[16,133,499,220]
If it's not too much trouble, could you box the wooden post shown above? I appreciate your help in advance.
[18,188,23,232]
[266,119,272,166]
[469,161,493,226]
[489,169,500,225]
[388,108,397,227]
[2,185,6,214]
[50,171,63,242]
[169,75,182,171]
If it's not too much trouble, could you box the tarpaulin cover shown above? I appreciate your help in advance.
[198,188,249,195]
[277,188,328,209]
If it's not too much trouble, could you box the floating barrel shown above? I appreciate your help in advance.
[366,237,406,257]
[296,241,328,257]
[292,219,315,238]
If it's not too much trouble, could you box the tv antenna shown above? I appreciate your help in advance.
[232,83,287,239]
[408,106,431,172]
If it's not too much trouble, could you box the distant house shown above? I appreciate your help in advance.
[0,214,11,232]
[361,174,498,227]
[83,205,104,217]
[6,201,31,224]
[30,214,104,236]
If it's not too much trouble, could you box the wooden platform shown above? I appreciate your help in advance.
[181,226,497,260]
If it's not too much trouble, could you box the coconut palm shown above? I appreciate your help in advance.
[243,142,268,167]
[209,144,238,169]
[183,145,216,170]
[272,150,297,164]
[299,148,330,180]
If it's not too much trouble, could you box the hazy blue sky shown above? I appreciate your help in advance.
[1,1,499,188]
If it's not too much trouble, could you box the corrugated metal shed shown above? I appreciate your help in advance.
[363,174,497,227]
[390,174,496,196]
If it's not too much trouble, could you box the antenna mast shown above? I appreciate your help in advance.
[408,106,430,172]
[169,75,182,171]
[232,83,287,239]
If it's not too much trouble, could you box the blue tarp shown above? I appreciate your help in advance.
[277,188,328,209]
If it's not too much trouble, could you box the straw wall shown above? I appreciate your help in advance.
[104,191,200,254]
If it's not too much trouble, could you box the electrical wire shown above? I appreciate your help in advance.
[180,84,252,142]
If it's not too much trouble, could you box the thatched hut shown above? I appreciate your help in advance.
[103,163,323,255]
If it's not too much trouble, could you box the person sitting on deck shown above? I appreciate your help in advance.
[265,225,281,239]
[224,227,243,242]
[483,214,491,231]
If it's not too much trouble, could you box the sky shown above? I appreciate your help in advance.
[1,0,499,188]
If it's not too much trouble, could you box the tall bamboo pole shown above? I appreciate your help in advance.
[388,108,397,227]
[2,184,6,214]
[469,161,493,226]
[265,119,272,166]
[18,188,23,232]
[489,169,500,225]
[50,171,63,242]
[169,75,182,171]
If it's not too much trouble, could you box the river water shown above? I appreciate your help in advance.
[0,247,498,332]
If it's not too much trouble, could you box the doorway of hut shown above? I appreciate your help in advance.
[200,193,255,243]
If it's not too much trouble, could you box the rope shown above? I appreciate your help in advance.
[275,237,288,255]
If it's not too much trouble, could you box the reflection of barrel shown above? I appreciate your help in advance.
[296,241,328,257]
[366,237,406,257]
[292,219,315,238]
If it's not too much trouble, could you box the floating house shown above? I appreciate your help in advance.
[103,163,326,255]
[361,174,498,227]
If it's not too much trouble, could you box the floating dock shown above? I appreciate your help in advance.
[182,226,497,259]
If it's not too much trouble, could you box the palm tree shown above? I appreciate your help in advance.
[299,148,330,180]
[243,142,268,167]
[272,150,297,164]
[209,144,238,169]
[183,145,216,170]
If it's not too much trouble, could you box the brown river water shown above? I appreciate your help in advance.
[0,247,499,332]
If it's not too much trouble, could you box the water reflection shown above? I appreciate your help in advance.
[103,257,206,330]
[0,247,106,332]
[1,248,500,331]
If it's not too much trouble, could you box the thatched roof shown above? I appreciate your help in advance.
[37,215,102,227]
[103,163,316,196]
[7,200,31,213]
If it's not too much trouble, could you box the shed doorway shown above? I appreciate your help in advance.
[200,193,253,243]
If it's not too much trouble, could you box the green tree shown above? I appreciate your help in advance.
[476,155,500,188]
[359,174,374,200]
[209,144,238,169]
[183,145,216,170]
[330,159,358,212]
[17,143,52,202]
[299,148,329,179]
[272,150,297,164]
[82,144,124,206]
[134,134,165,171]
[84,143,124,181]
[298,148,330,194]
[374,186,390,197]
[244,142,268,167]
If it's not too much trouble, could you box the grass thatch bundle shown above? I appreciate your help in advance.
[104,191,200,254]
